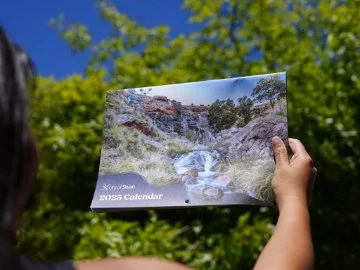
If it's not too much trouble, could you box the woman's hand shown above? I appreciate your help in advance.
[271,137,317,211]
[254,137,316,270]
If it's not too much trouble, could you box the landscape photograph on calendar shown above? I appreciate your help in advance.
[98,72,287,206]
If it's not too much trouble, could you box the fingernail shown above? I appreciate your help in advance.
[272,136,281,143]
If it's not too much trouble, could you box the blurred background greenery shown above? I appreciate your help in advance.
[14,0,359,269]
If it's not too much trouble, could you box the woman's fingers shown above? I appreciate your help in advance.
[289,138,314,167]
[272,136,289,168]
[288,138,309,158]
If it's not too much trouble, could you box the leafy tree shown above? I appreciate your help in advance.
[236,96,253,125]
[17,0,360,269]
[251,74,286,108]
[208,99,237,132]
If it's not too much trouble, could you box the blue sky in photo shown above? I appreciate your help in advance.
[130,72,286,105]
[1,0,199,78]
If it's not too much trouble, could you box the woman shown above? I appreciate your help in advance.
[0,27,316,270]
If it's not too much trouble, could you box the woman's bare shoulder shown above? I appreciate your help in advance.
[76,257,191,270]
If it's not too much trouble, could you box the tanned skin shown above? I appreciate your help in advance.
[254,137,316,270]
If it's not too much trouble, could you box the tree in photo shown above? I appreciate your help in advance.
[236,96,253,125]
[208,99,237,133]
[251,75,286,108]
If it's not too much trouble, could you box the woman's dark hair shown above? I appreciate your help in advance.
[0,27,35,269]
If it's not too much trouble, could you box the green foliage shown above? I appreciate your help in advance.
[208,99,238,132]
[200,212,273,270]
[17,207,85,261]
[19,0,360,269]
[74,212,192,260]
[50,14,91,53]
[251,74,286,108]
[28,70,108,210]
[237,96,253,125]
[73,211,273,270]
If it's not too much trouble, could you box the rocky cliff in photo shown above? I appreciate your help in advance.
[120,92,216,144]
[100,90,287,204]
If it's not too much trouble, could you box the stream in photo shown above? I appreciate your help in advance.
[173,150,235,203]
[109,91,282,206]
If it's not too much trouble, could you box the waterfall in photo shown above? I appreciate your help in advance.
[174,150,219,176]
[173,150,258,203]
[180,113,189,136]
[197,114,216,144]
[174,150,234,202]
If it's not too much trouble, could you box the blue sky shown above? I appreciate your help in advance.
[130,72,286,105]
[2,1,286,104]
[1,0,199,78]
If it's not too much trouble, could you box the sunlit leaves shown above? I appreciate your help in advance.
[20,0,360,268]
[50,14,91,53]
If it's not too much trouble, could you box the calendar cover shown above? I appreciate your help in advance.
[91,72,287,211]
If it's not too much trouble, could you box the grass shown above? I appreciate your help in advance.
[166,146,193,157]
[166,140,193,157]
[104,125,146,158]
[276,111,287,116]
[164,135,195,157]
[225,158,275,203]
[100,152,180,186]
[214,159,227,172]
[100,103,186,185]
